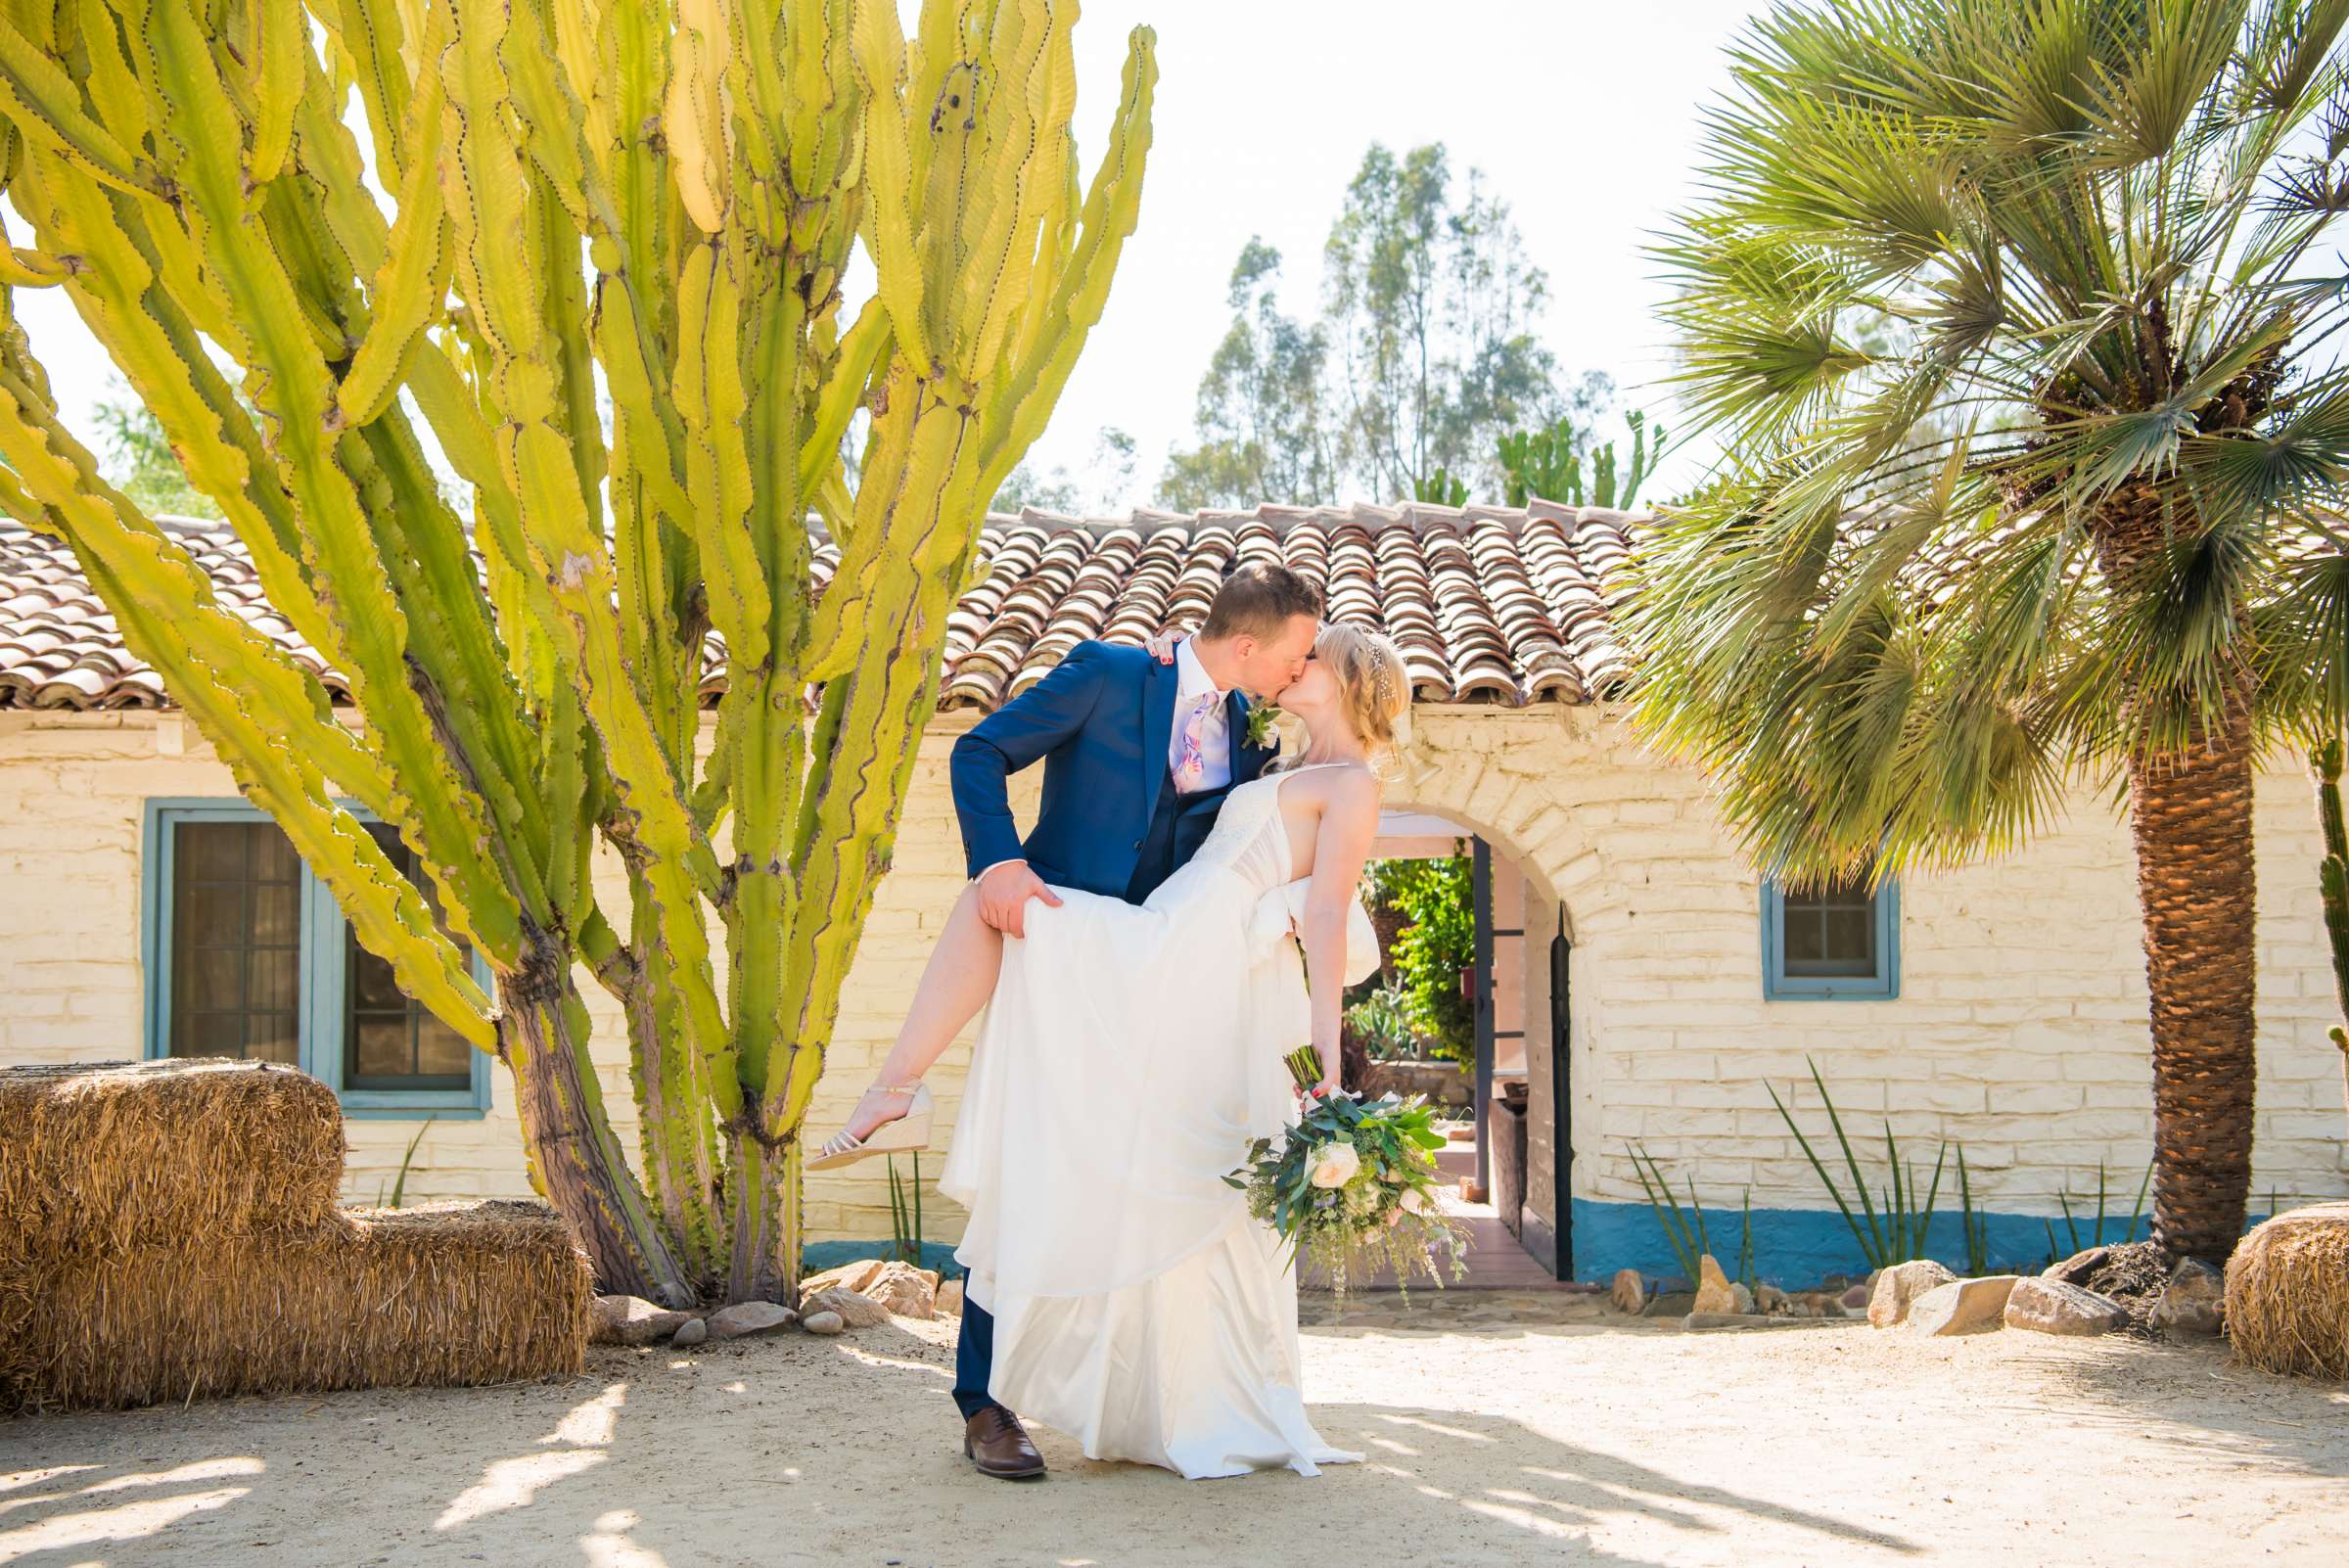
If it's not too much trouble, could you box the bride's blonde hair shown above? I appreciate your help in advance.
[1276,622,1410,767]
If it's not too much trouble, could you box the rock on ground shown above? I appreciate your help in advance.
[1755,1283,1790,1315]
[1692,1255,1736,1314]
[670,1317,710,1348]
[802,1286,892,1329]
[1609,1268,1646,1314]
[801,1260,938,1320]
[935,1278,965,1317]
[1867,1260,1958,1328]
[1907,1275,2019,1336]
[802,1311,846,1336]
[590,1295,695,1347]
[2150,1258,2226,1336]
[2005,1277,2129,1336]
[1728,1281,1754,1315]
[707,1301,798,1340]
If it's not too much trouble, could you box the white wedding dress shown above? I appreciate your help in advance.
[939,763,1366,1480]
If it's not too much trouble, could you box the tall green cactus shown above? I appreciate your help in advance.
[2314,740,2349,1111]
[1497,410,1665,509]
[0,0,1155,1306]
[1497,419,1582,508]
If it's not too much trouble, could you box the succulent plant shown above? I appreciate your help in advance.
[0,0,1156,1305]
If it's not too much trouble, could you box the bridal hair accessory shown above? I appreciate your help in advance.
[1363,641,1395,709]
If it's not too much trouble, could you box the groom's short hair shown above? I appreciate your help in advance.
[1198,562,1322,643]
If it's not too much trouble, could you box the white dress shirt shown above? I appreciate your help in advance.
[1170,637,1233,794]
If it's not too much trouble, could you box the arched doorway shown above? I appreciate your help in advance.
[1355,804,1576,1287]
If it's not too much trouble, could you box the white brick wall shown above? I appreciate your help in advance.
[3,702,2342,1250]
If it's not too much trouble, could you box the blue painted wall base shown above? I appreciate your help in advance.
[802,1239,965,1281]
[1568,1197,2137,1287]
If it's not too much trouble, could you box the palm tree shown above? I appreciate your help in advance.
[1639,0,2349,1263]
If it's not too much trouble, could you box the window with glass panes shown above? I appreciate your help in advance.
[343,823,475,1091]
[1761,873,1900,999]
[147,802,488,1111]
[168,820,302,1064]
[1779,877,1879,979]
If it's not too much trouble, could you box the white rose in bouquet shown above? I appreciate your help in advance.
[1309,1142,1360,1189]
[1399,1185,1428,1215]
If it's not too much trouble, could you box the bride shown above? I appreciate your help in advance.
[811,621,1408,1481]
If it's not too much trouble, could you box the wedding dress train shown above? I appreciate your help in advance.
[938,764,1365,1480]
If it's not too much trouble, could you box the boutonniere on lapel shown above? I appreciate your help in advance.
[1243,702,1281,751]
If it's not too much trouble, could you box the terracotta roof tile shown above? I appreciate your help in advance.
[0,503,1648,714]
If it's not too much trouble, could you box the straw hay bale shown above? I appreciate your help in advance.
[0,1059,344,1261]
[7,1200,590,1413]
[2226,1202,2349,1380]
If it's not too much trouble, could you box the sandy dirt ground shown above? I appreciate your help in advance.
[2,1297,2344,1568]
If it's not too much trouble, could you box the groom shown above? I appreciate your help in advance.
[944,559,1324,1478]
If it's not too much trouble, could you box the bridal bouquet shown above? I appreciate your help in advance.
[1225,1046,1469,1297]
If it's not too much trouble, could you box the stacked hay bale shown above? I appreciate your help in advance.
[1,1059,590,1413]
[2226,1202,2349,1380]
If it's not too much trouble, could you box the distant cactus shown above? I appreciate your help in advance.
[1598,411,1665,509]
[1498,419,1584,507]
[1497,410,1664,509]
[1414,467,1468,506]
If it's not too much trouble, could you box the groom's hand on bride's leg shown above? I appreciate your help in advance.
[976,859,1060,939]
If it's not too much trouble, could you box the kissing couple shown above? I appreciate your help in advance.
[808,561,1409,1482]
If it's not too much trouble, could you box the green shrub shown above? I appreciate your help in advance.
[1367,851,1475,1065]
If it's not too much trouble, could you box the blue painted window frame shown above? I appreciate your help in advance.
[141,798,492,1119]
[1760,876,1901,1000]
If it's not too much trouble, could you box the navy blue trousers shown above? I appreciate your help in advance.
[952,1296,998,1420]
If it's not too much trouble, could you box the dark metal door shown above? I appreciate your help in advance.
[1549,921,1574,1279]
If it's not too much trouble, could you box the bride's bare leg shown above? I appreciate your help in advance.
[840,885,1003,1141]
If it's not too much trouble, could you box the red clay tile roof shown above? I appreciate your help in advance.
[0,501,1645,713]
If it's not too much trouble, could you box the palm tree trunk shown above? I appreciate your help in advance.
[2091,485,2263,1264]
[2124,702,2260,1263]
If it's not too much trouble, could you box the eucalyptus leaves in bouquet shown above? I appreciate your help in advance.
[1226,1047,1469,1297]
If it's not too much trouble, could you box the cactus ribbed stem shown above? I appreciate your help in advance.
[0,0,1154,1304]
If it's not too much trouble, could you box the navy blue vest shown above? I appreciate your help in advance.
[1123,767,1235,903]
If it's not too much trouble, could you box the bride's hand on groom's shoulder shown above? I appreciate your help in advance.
[1140,629,1180,664]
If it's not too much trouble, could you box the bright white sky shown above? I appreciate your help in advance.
[1015,0,1767,507]
[4,1,1768,512]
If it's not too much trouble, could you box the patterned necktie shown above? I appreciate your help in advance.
[1174,691,1221,793]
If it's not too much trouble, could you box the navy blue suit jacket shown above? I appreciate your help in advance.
[949,640,1277,900]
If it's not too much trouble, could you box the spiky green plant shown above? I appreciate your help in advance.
[1642,1,2349,1263]
[1955,1143,1991,1274]
[1767,1059,1946,1270]
[0,0,1155,1307]
[1627,1141,1711,1286]
[1735,1185,1758,1298]
[886,1152,923,1269]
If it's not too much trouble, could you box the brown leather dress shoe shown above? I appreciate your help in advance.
[963,1406,1046,1479]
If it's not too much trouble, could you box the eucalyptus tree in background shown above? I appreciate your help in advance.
[1639,0,2349,1262]
[1163,144,1607,507]
[1159,238,1342,510]
[0,0,1156,1306]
